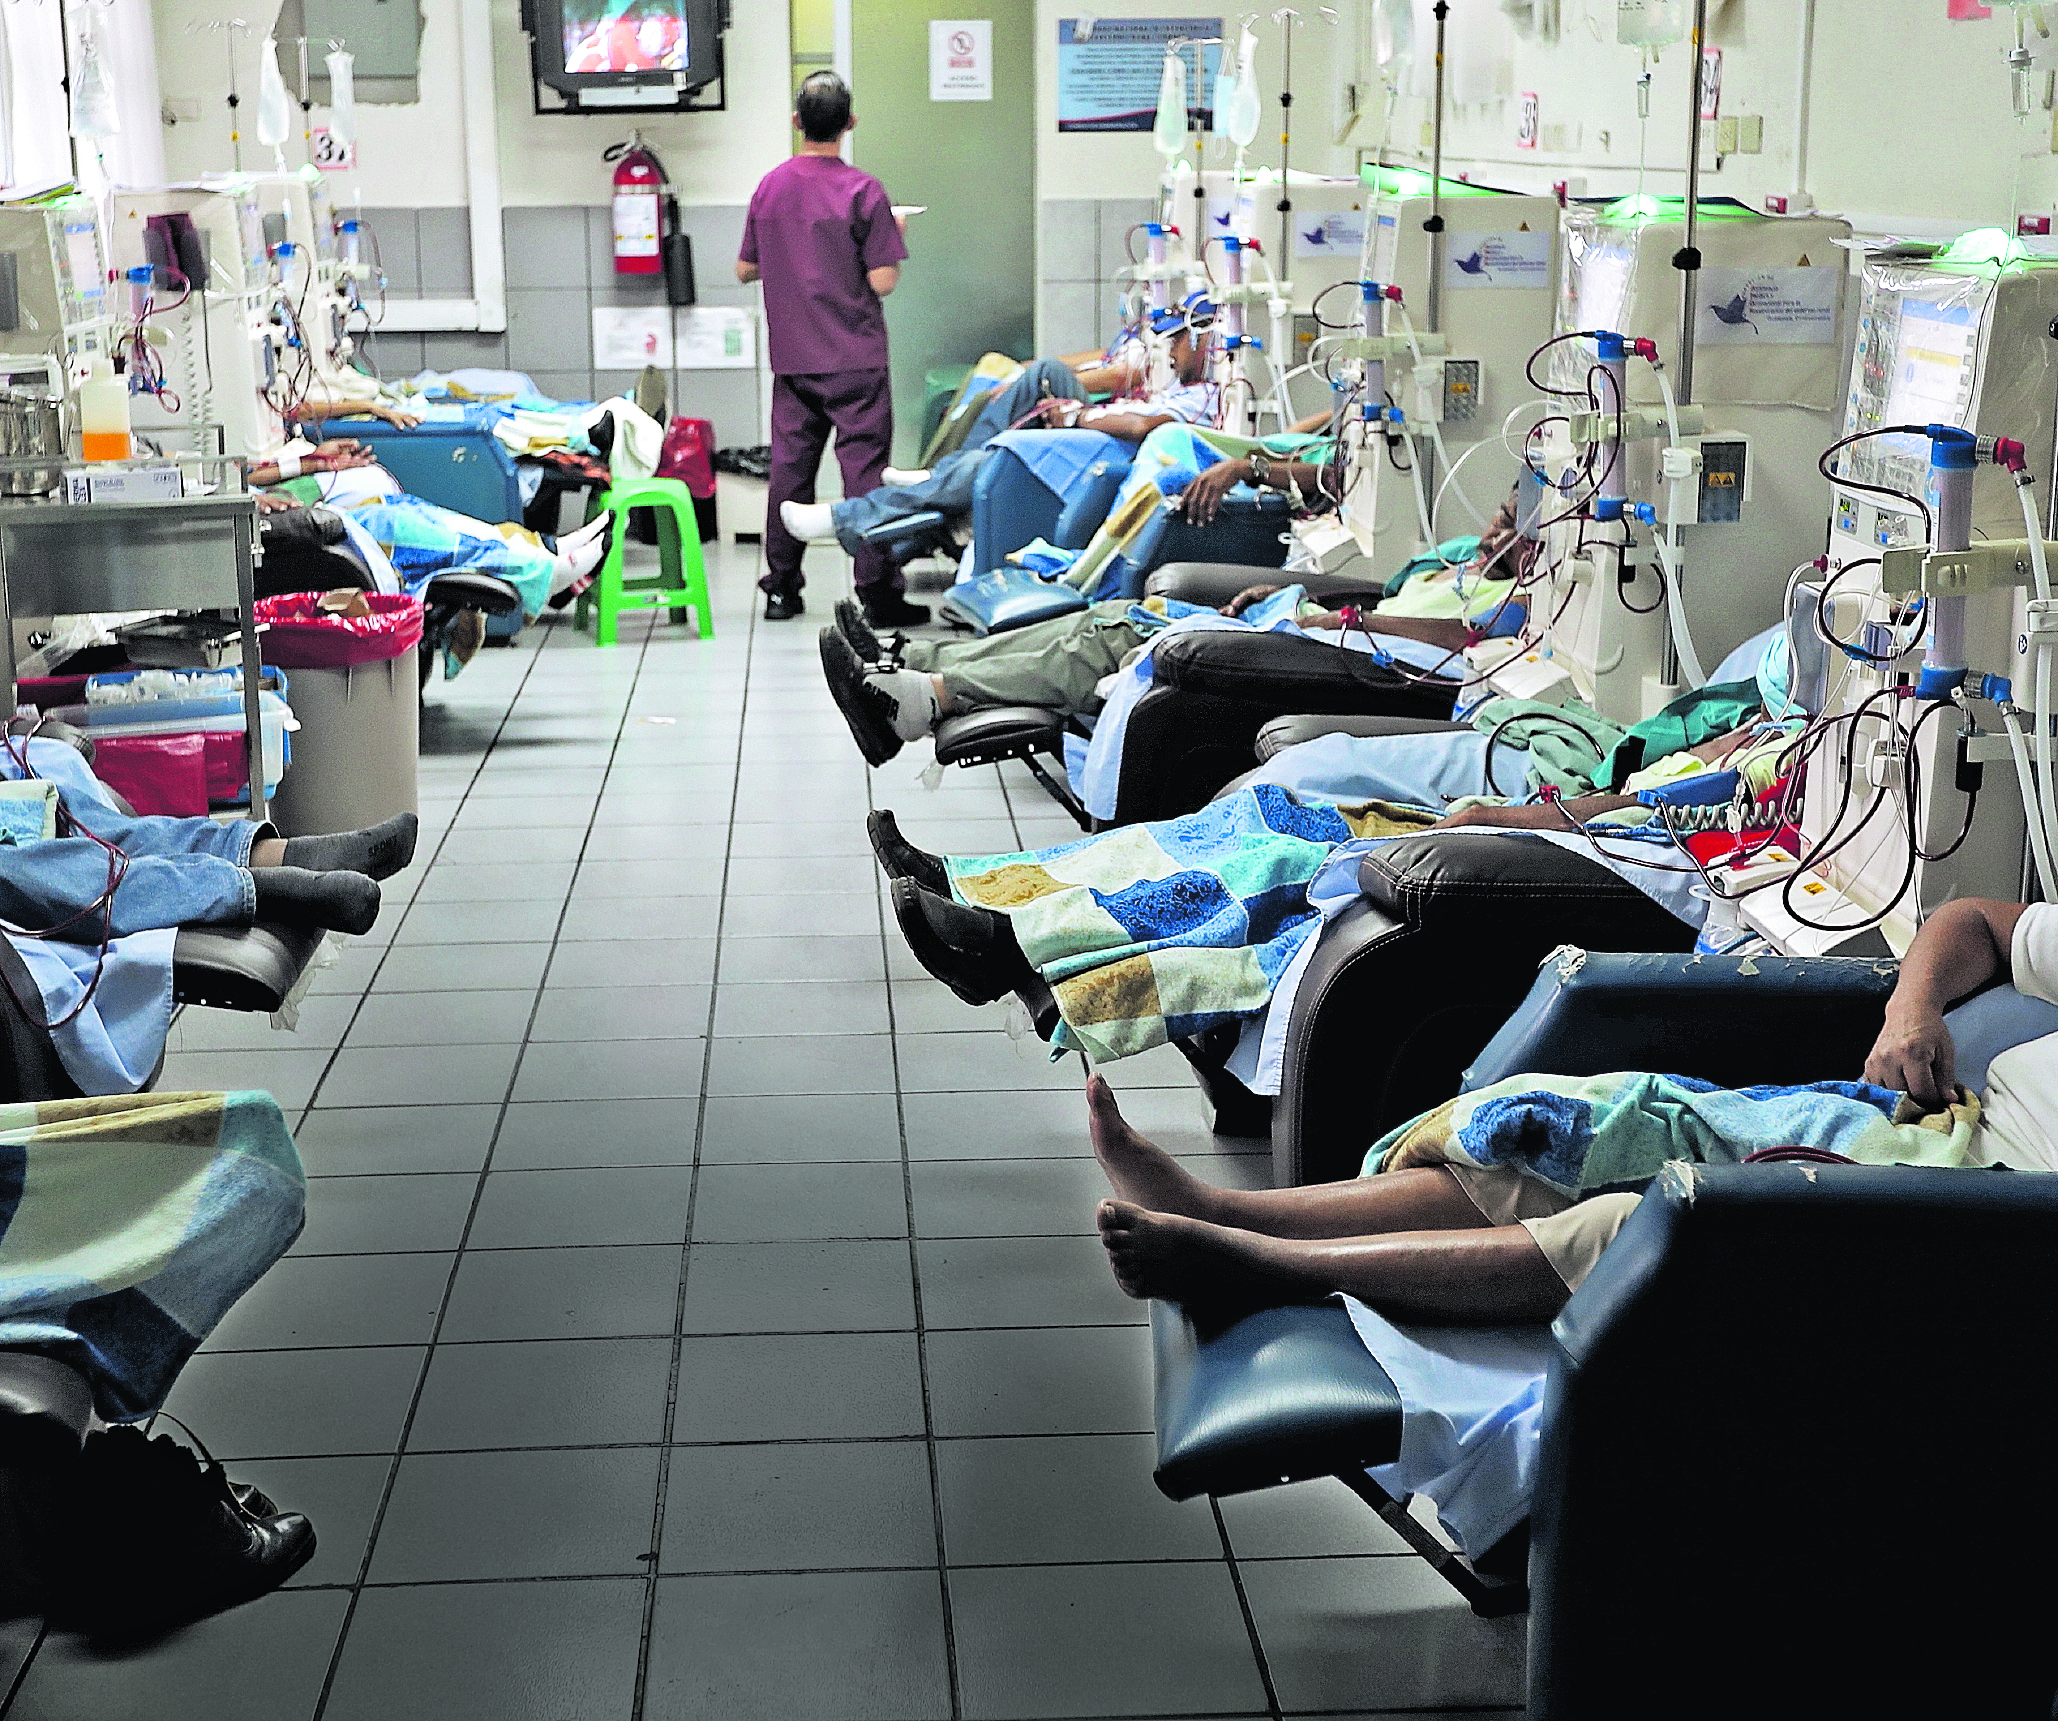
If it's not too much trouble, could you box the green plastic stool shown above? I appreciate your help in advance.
[575,476,714,646]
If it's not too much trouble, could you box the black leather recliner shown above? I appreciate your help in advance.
[928,560,1464,829]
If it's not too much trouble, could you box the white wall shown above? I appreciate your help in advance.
[153,0,789,207]
[1368,0,2058,237]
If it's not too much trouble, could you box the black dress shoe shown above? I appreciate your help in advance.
[867,809,950,894]
[764,590,806,621]
[861,592,932,629]
[49,1422,317,1630]
[889,877,1036,1006]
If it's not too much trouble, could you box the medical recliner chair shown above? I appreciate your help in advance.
[258,506,524,690]
[0,720,328,1101]
[928,563,1466,832]
[942,436,1295,639]
[1149,949,2058,1717]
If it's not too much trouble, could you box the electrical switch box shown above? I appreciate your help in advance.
[1407,357,1482,425]
[1697,436,1749,523]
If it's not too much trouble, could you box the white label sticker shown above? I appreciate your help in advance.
[1696,266,1840,346]
[1444,229,1552,291]
[1294,210,1367,258]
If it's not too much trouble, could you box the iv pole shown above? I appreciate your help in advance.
[1674,0,1709,405]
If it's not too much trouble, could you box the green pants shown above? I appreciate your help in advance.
[901,601,1148,716]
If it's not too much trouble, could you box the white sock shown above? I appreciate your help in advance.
[865,666,941,741]
[883,466,931,486]
[549,521,611,596]
[780,500,838,543]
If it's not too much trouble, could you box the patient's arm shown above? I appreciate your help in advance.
[1078,408,1176,441]
[1434,793,1639,831]
[1303,611,1470,652]
[1867,897,2027,1105]
[298,395,423,430]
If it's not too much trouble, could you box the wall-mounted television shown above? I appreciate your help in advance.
[523,0,726,113]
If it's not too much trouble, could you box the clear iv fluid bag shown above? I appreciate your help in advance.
[1154,50,1188,157]
[257,35,293,147]
[1371,0,1414,73]
[1617,0,1687,46]
[325,48,358,145]
[1211,48,1239,138]
[70,22,120,139]
[1226,26,1261,149]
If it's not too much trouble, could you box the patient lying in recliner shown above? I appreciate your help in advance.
[817,486,1536,766]
[1083,888,2056,1317]
[779,317,1224,565]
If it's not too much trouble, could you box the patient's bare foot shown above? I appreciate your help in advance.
[1086,1074,1218,1221]
[1097,1200,1302,1304]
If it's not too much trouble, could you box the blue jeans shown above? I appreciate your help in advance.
[0,741,256,941]
[829,358,1090,554]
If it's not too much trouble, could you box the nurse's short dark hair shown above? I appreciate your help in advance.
[795,72,852,142]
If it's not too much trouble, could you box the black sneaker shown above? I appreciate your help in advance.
[819,628,904,766]
[861,592,932,629]
[50,1421,317,1630]
[764,590,806,622]
[867,809,950,894]
[834,598,884,663]
[888,877,1036,1006]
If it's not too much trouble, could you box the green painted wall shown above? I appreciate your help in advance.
[851,3,1036,463]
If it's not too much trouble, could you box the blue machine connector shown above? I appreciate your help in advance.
[1595,330,1627,361]
[1926,425,1978,468]
[1915,664,1969,700]
[1978,672,2015,704]
[1637,769,1739,809]
[1592,498,1657,524]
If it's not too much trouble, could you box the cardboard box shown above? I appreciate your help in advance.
[64,465,185,505]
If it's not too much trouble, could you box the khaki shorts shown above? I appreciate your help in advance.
[1444,1162,1643,1294]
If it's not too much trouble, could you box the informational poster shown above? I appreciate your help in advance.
[676,306,756,370]
[930,20,992,102]
[1056,17,1222,133]
[1444,229,1553,291]
[592,306,673,369]
[1695,267,1840,346]
[1294,210,1368,258]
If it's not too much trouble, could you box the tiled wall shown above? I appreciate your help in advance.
[354,204,764,448]
[1038,197,1156,358]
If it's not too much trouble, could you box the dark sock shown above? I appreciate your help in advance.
[251,867,381,936]
[280,812,418,881]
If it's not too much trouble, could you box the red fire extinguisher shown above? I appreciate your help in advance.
[606,135,663,276]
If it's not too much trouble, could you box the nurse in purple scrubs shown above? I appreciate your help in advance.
[737,71,924,629]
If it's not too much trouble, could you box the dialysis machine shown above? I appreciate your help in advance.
[0,197,117,393]
[1739,240,2058,956]
[1333,169,1561,579]
[1472,198,1853,723]
[107,183,286,459]
[244,169,370,392]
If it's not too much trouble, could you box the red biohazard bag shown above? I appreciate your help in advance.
[256,592,425,668]
[655,416,716,499]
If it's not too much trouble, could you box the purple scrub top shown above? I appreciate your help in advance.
[740,154,909,377]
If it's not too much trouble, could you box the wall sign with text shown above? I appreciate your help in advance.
[1056,16,1222,133]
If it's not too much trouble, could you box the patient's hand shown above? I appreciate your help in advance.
[1866,1007,1958,1109]
[256,492,300,515]
[372,402,425,429]
[1218,581,1283,617]
[313,439,378,470]
[1182,459,1249,527]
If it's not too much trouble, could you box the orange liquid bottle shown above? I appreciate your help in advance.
[80,359,131,464]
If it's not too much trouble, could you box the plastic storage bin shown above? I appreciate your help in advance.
[55,667,295,809]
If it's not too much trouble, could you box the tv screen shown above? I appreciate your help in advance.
[526,0,722,105]
[561,0,690,74]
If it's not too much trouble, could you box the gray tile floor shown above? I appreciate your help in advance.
[4,540,1528,1720]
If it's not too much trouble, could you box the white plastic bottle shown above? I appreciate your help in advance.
[80,358,131,463]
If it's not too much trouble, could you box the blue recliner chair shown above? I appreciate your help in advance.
[1148,949,2058,1715]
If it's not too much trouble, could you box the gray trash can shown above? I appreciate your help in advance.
[266,646,421,836]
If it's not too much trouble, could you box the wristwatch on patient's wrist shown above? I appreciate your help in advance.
[1246,452,1271,487]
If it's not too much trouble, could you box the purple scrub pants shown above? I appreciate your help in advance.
[764,368,899,598]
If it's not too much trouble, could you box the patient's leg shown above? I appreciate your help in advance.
[1097,1200,1569,1322]
[1088,1074,1488,1238]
